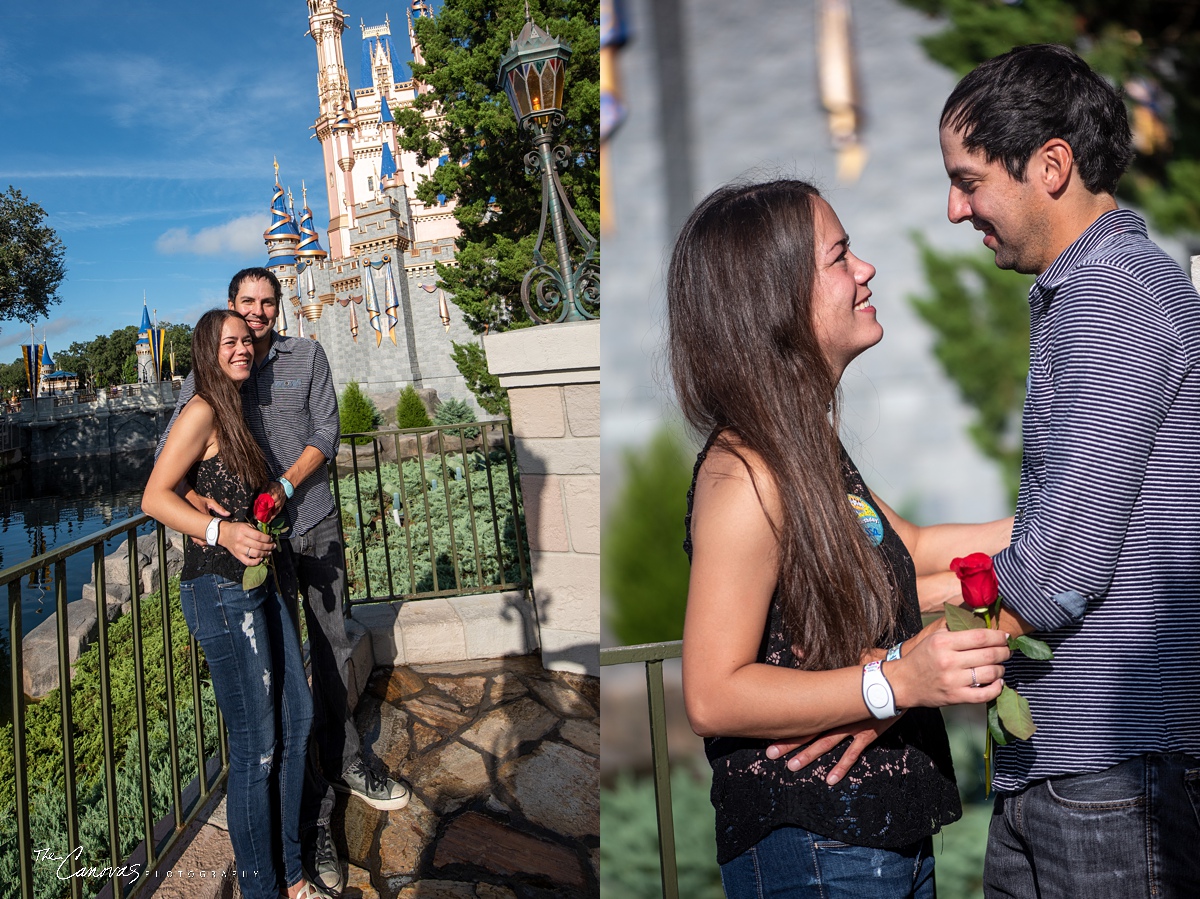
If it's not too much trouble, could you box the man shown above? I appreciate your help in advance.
[940,45,1200,896]
[162,268,409,895]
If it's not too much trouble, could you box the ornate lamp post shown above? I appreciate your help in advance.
[497,3,599,324]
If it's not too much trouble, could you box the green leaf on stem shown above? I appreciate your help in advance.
[945,602,987,631]
[243,562,268,591]
[1013,635,1053,660]
[987,701,1008,746]
[996,685,1036,740]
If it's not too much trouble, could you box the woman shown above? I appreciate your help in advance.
[671,180,1013,898]
[142,310,328,899]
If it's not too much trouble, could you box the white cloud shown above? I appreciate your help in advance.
[156,214,267,257]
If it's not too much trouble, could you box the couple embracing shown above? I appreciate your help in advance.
[675,45,1200,898]
[142,269,409,898]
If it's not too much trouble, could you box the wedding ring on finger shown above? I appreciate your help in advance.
[970,667,980,688]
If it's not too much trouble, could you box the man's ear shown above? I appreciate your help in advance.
[1034,138,1074,195]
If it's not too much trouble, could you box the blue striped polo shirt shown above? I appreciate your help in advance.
[992,208,1200,792]
[164,334,341,537]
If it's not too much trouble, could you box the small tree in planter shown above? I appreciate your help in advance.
[340,381,381,445]
[396,384,433,430]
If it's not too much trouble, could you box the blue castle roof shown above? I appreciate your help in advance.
[140,304,152,331]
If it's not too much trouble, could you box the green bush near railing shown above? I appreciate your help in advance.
[599,764,722,899]
[338,448,526,600]
[0,577,219,899]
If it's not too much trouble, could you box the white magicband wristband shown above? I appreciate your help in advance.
[862,660,897,719]
[205,517,221,547]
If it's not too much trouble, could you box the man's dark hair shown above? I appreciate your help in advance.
[227,267,282,303]
[941,43,1134,195]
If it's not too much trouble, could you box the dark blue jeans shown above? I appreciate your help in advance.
[284,510,362,833]
[719,825,936,899]
[984,753,1200,898]
[179,574,312,899]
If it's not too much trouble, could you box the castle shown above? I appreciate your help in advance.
[261,0,480,412]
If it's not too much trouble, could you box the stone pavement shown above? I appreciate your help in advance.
[146,654,599,899]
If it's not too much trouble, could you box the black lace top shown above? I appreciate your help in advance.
[684,433,961,864]
[181,455,255,585]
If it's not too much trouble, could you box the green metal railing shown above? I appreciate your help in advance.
[332,420,529,606]
[3,517,227,899]
[600,640,683,899]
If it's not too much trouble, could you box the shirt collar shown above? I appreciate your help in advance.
[1033,207,1147,296]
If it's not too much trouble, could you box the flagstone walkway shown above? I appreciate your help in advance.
[148,654,599,899]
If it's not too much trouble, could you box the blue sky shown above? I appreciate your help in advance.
[0,0,423,360]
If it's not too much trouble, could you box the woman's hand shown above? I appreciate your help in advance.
[217,521,275,568]
[766,714,904,784]
[888,625,1010,709]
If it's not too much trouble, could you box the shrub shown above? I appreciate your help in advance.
[338,446,526,597]
[0,577,219,899]
[603,426,696,644]
[434,397,479,439]
[395,384,432,429]
[599,764,722,899]
[340,380,382,445]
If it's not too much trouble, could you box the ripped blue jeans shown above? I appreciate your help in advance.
[179,574,313,899]
[719,826,935,899]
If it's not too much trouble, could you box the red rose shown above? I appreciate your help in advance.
[253,492,276,524]
[950,552,999,608]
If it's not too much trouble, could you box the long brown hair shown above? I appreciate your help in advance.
[191,309,268,489]
[667,179,897,670]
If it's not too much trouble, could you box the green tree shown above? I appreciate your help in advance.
[0,358,27,397]
[395,384,433,430]
[74,325,140,387]
[339,381,382,445]
[0,187,66,329]
[909,236,1032,505]
[603,426,695,645]
[433,396,481,438]
[121,353,138,385]
[396,0,599,403]
[162,322,193,378]
[901,0,1200,235]
[449,341,510,418]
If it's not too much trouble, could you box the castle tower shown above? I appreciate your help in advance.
[272,3,478,412]
[135,302,154,384]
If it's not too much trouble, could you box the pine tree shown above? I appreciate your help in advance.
[340,381,381,445]
[449,341,510,418]
[395,384,433,430]
[908,236,1033,505]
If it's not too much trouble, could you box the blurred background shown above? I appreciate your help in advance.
[599,0,1200,897]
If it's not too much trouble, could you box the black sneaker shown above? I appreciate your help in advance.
[331,759,411,811]
[301,824,343,895]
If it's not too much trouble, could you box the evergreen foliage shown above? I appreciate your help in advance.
[0,187,66,330]
[449,341,510,418]
[603,427,695,645]
[901,0,1200,235]
[396,0,599,330]
[338,446,526,598]
[340,381,383,445]
[908,236,1032,505]
[433,397,480,439]
[395,385,433,430]
[599,764,723,899]
[395,0,598,408]
[0,577,219,899]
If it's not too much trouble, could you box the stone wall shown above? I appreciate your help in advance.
[485,320,600,676]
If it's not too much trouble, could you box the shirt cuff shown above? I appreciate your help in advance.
[307,434,337,462]
[993,545,1091,633]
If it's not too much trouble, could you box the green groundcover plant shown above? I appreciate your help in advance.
[0,577,219,899]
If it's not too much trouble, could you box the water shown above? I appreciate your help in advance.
[0,452,156,642]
